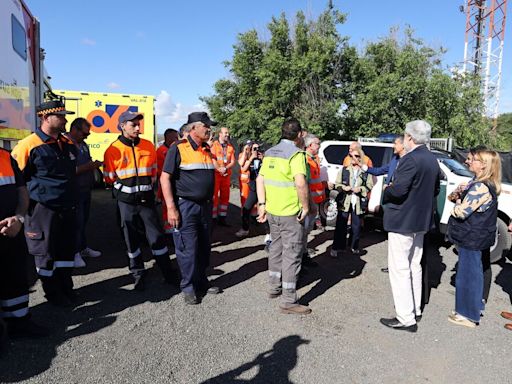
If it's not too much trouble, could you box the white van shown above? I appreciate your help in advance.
[319,141,512,263]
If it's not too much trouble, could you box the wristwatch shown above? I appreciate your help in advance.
[15,215,25,224]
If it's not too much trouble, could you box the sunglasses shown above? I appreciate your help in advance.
[350,154,361,159]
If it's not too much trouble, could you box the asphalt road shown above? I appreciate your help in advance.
[1,188,511,384]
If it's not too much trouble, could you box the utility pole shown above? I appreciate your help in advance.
[462,0,508,131]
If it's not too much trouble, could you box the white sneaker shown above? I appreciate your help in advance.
[264,234,272,245]
[81,247,102,258]
[235,229,249,238]
[74,253,86,268]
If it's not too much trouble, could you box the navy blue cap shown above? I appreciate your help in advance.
[118,110,143,124]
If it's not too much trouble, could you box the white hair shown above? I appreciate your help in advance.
[404,120,431,145]
[304,133,319,147]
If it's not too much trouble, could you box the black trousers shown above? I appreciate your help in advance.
[24,202,76,297]
[0,232,29,319]
[241,183,269,233]
[118,200,171,278]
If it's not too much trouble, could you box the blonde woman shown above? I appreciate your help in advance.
[447,149,501,328]
[331,147,373,257]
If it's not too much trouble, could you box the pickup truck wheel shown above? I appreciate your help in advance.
[320,191,339,227]
[490,217,512,263]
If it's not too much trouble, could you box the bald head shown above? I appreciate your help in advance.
[349,141,362,152]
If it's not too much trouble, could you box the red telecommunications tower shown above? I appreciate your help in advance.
[463,0,508,127]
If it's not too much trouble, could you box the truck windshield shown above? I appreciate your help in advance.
[439,158,474,178]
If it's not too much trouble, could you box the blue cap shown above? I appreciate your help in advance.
[118,110,143,124]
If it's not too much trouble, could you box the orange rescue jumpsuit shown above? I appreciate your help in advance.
[211,141,235,218]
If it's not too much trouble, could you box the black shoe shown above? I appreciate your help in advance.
[183,292,199,305]
[381,267,389,273]
[379,317,418,332]
[415,315,422,323]
[302,255,318,267]
[217,217,231,227]
[134,275,145,291]
[7,318,50,339]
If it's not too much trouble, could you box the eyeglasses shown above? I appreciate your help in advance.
[350,154,361,159]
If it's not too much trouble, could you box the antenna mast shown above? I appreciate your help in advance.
[463,0,508,129]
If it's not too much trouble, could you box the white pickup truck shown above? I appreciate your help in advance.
[319,140,512,263]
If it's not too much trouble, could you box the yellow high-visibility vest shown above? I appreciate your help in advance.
[260,139,307,216]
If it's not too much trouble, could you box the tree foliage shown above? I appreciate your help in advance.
[202,3,496,148]
[202,5,348,144]
[497,113,512,150]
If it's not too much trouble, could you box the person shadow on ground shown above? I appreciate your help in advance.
[0,267,178,383]
[421,232,448,311]
[200,335,310,384]
[298,249,366,305]
[495,257,512,304]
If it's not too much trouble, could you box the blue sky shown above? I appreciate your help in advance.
[28,0,512,132]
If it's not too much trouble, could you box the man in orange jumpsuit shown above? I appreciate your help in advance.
[211,127,235,226]
[302,134,326,267]
[157,129,179,233]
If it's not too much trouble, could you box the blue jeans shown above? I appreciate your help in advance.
[172,199,212,294]
[455,247,483,322]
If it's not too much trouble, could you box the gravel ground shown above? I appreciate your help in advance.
[1,188,511,384]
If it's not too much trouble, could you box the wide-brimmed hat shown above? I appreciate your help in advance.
[36,100,75,116]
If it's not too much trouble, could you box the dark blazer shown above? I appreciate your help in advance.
[382,145,440,233]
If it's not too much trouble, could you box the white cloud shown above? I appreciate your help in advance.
[81,38,96,46]
[155,90,208,130]
[107,82,121,89]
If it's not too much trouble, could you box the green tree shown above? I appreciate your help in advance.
[202,4,349,144]
[342,28,490,146]
[497,113,512,150]
[203,5,493,148]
